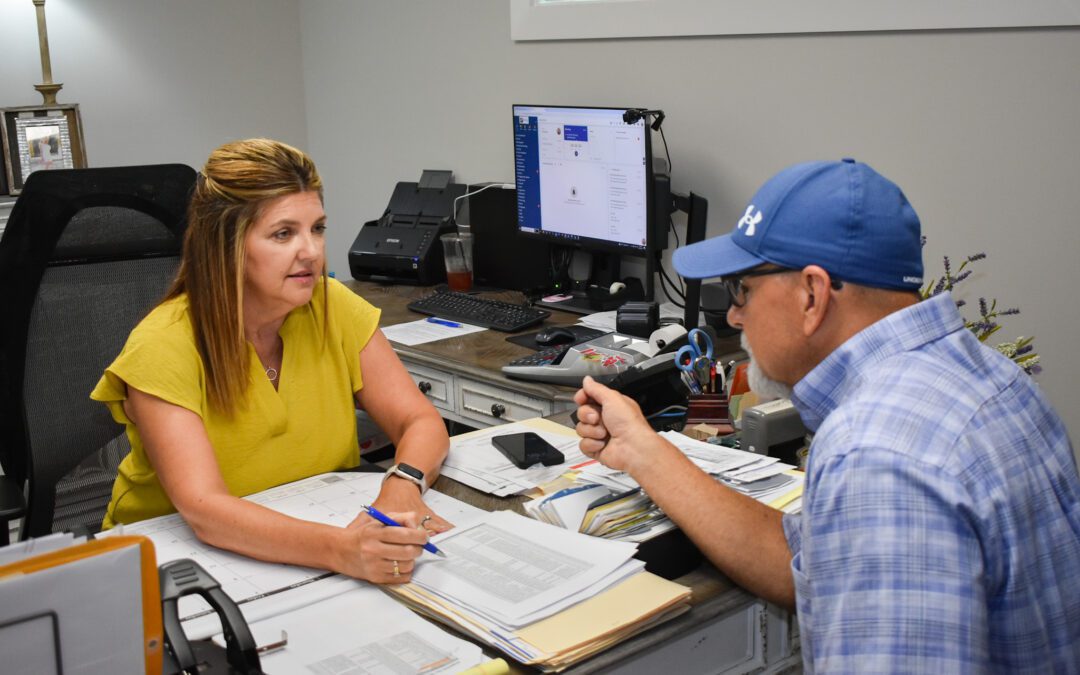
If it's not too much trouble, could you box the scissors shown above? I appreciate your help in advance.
[675,328,714,393]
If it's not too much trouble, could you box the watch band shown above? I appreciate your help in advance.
[383,462,428,494]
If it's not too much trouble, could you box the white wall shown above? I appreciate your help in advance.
[0,0,308,171]
[1,1,1076,447]
[300,0,1079,443]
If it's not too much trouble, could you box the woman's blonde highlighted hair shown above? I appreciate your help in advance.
[166,138,324,415]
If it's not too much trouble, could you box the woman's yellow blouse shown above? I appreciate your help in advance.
[92,278,380,529]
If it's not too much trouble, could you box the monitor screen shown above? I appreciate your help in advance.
[513,104,652,257]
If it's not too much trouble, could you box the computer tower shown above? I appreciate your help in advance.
[466,185,552,292]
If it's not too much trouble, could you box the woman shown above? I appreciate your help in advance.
[92,138,450,584]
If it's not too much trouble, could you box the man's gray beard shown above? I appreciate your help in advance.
[740,334,793,401]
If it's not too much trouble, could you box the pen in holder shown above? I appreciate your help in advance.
[684,393,733,431]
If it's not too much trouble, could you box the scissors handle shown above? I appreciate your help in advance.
[675,345,698,372]
[687,328,714,360]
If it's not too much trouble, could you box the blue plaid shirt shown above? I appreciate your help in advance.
[784,292,1080,673]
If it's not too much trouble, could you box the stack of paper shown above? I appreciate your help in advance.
[524,483,608,530]
[390,511,690,672]
[526,430,804,541]
[440,418,589,496]
[525,485,673,542]
[244,585,485,674]
[109,471,691,673]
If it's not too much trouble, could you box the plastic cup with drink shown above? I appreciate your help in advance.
[440,232,473,292]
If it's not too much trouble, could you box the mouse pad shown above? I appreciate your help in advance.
[505,326,609,351]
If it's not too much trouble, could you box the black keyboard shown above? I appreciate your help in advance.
[407,291,551,332]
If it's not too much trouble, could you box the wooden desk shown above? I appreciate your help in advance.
[346,280,584,428]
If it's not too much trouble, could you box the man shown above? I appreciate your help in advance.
[575,159,1080,672]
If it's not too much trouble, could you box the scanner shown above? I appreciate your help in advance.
[348,170,467,285]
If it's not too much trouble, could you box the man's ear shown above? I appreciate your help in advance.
[800,265,834,337]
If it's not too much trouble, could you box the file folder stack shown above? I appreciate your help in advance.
[526,429,805,541]
[386,510,691,672]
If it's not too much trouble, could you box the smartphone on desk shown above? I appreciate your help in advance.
[492,432,565,470]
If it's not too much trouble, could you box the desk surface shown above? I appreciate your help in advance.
[346,279,583,406]
[347,279,783,672]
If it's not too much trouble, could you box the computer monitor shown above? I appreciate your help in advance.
[513,104,654,266]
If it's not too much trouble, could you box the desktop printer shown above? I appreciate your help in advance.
[348,170,467,285]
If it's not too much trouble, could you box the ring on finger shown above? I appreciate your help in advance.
[392,560,400,578]
[420,515,432,526]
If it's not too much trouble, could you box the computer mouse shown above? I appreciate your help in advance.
[535,327,578,347]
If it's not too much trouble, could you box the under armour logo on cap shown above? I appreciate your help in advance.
[737,205,763,236]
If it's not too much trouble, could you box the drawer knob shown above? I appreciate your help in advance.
[491,403,506,418]
[418,381,432,394]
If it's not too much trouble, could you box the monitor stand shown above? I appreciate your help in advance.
[535,290,624,315]
[535,250,626,315]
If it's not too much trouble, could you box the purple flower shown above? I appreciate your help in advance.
[922,244,1041,376]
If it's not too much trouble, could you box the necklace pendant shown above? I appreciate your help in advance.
[265,366,278,382]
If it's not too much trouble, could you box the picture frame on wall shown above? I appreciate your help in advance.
[1,104,87,195]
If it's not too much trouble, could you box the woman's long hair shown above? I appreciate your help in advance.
[166,138,324,416]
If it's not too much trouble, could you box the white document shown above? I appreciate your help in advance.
[0,532,83,567]
[110,472,485,638]
[415,510,638,629]
[247,585,485,674]
[660,431,764,474]
[443,420,586,496]
[575,461,639,492]
[381,318,486,346]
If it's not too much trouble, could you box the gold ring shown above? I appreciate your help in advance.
[392,560,400,578]
[420,515,433,526]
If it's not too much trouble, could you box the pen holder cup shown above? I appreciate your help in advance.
[684,393,732,428]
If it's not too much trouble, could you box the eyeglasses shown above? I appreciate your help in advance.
[722,267,844,308]
[722,267,798,308]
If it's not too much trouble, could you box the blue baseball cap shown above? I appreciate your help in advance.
[672,159,924,291]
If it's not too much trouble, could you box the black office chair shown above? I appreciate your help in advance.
[0,164,195,543]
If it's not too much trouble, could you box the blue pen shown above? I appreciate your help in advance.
[426,317,461,328]
[362,504,447,558]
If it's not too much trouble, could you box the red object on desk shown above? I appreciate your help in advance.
[729,363,750,396]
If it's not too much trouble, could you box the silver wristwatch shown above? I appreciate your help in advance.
[383,462,428,494]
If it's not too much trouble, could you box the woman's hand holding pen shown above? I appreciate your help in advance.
[573,376,653,474]
[338,508,427,584]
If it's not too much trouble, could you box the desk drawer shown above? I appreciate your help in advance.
[457,379,550,426]
[403,362,454,413]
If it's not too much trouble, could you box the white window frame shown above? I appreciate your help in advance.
[510,0,1080,41]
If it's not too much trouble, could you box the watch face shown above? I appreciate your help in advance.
[396,463,424,481]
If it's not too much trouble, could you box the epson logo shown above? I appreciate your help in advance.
[386,238,400,244]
